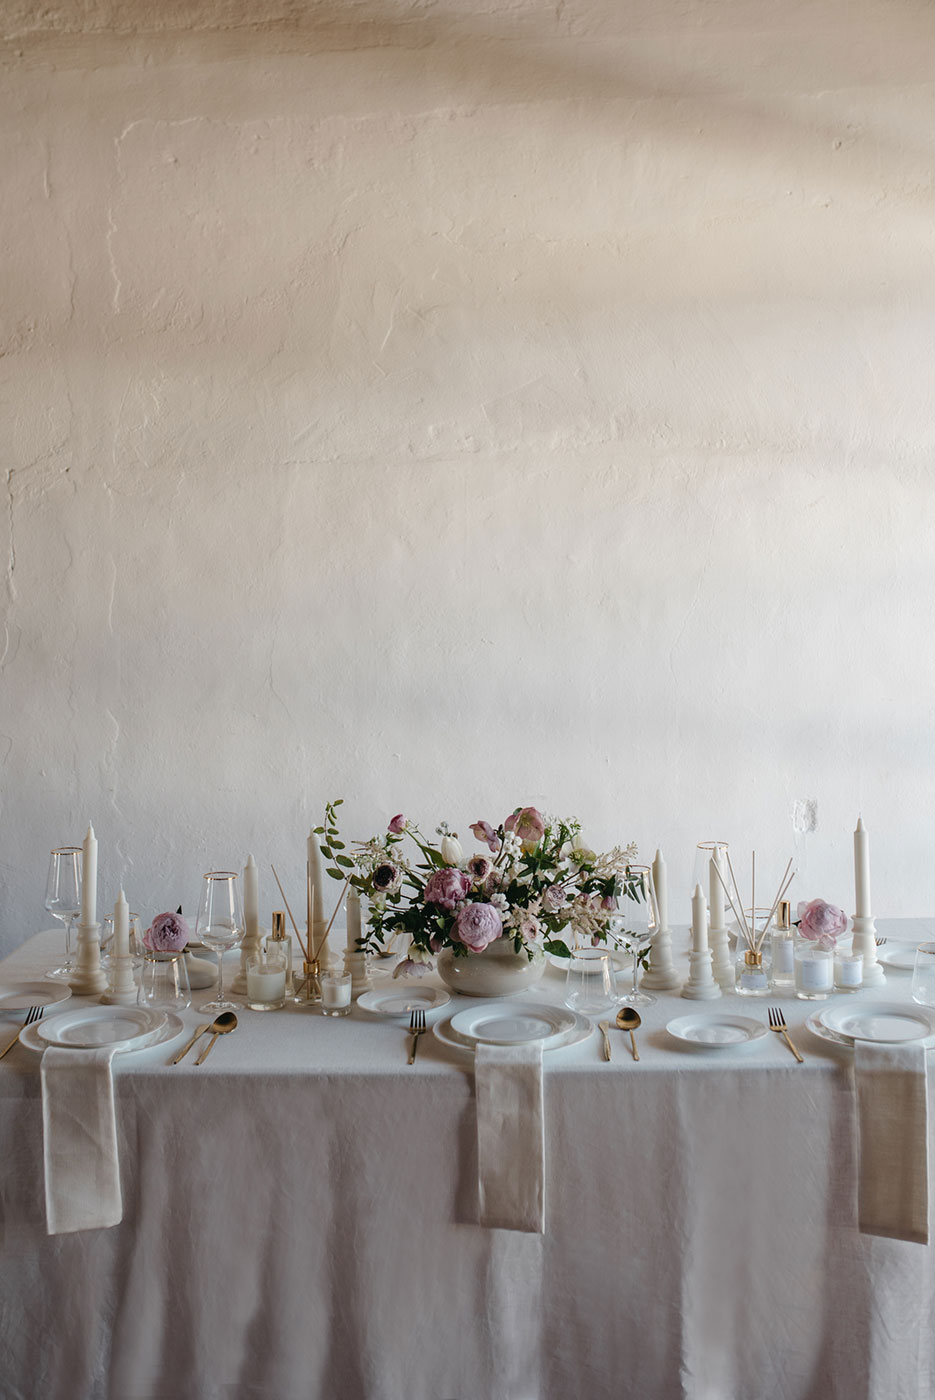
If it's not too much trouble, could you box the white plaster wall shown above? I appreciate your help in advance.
[2,0,934,952]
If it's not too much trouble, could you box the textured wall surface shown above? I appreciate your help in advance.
[2,0,934,952]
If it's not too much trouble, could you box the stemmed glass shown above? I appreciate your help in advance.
[44,847,82,983]
[612,865,657,1008]
[195,872,244,1013]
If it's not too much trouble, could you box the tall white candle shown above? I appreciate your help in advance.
[113,888,129,959]
[346,888,361,952]
[691,883,708,954]
[709,845,725,930]
[308,830,325,930]
[651,850,668,931]
[854,817,871,918]
[243,854,259,943]
[81,824,97,926]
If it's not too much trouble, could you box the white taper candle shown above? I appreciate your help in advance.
[81,825,97,927]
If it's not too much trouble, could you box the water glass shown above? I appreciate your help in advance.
[911,943,935,1007]
[563,949,618,1014]
[195,871,244,1013]
[138,950,192,1010]
[44,847,82,982]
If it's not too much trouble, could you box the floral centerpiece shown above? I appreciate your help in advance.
[317,801,642,993]
[795,899,848,950]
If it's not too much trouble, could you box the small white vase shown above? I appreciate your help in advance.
[436,942,546,998]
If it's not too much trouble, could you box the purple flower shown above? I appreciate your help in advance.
[388,814,406,835]
[145,911,190,953]
[454,901,503,951]
[470,820,500,853]
[423,867,471,910]
[797,899,848,950]
[468,854,493,883]
[393,957,434,980]
[372,862,402,894]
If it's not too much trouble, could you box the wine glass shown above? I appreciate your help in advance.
[195,872,244,1013]
[44,847,82,982]
[612,865,657,1008]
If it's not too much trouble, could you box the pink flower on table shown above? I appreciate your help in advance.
[423,867,471,910]
[467,854,493,883]
[470,821,500,853]
[543,884,568,912]
[372,863,402,895]
[388,814,406,834]
[144,912,190,953]
[454,902,503,951]
[797,899,848,950]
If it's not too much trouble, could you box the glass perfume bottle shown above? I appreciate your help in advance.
[770,900,795,989]
[265,910,294,995]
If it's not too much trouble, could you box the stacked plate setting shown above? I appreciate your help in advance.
[434,1000,594,1054]
[806,1000,935,1049]
[20,1005,185,1055]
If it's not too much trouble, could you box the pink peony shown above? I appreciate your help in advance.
[454,901,503,951]
[797,899,848,950]
[423,867,471,910]
[470,820,500,853]
[144,911,190,953]
[388,814,406,835]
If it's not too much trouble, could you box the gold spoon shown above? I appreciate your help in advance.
[616,1007,642,1061]
[194,1011,238,1065]
[170,1011,233,1065]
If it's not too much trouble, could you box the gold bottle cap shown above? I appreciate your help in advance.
[272,910,286,940]
[745,949,762,968]
[777,900,791,931]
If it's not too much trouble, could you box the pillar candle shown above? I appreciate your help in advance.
[854,817,871,918]
[243,854,259,943]
[346,888,361,952]
[691,884,708,954]
[709,845,725,930]
[113,889,129,959]
[308,830,325,928]
[81,824,97,927]
[652,849,667,931]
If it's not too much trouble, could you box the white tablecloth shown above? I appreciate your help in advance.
[1,923,934,1400]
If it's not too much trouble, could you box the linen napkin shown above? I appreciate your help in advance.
[475,1042,544,1233]
[854,1040,929,1244]
[41,1046,123,1235]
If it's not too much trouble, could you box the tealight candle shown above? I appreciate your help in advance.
[794,941,834,1000]
[321,970,352,1016]
[834,951,864,993]
[246,950,287,1011]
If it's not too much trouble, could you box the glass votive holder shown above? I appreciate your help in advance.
[246,948,288,1011]
[911,942,935,1007]
[321,970,352,1016]
[101,913,144,966]
[563,948,618,1014]
[794,940,834,1000]
[834,950,864,993]
[735,946,771,996]
[138,950,191,1011]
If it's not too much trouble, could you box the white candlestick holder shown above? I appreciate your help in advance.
[681,947,722,1000]
[851,915,886,986]
[708,921,734,992]
[100,949,137,1005]
[68,922,108,996]
[641,926,681,991]
[343,949,372,999]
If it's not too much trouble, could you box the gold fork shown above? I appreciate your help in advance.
[407,1007,427,1065]
[0,1004,44,1061]
[767,1005,803,1063]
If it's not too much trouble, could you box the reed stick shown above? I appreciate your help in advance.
[711,858,753,952]
[312,874,351,962]
[271,864,309,962]
[724,848,753,949]
[754,864,796,955]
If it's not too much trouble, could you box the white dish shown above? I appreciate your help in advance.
[666,1013,768,1049]
[0,982,72,1013]
[876,945,919,972]
[37,1006,167,1050]
[805,1011,854,1049]
[818,1000,935,1045]
[449,1000,577,1048]
[356,985,450,1019]
[21,1011,185,1057]
[434,1009,593,1056]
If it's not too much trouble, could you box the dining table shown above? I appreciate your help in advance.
[1,920,934,1400]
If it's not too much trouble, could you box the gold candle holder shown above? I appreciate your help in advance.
[294,957,322,1005]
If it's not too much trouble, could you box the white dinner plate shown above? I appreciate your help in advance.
[665,1013,768,1049]
[37,1005,167,1050]
[818,1000,935,1045]
[805,1011,854,1049]
[356,986,450,1019]
[434,1009,594,1056]
[21,1011,185,1057]
[449,1000,577,1048]
[875,945,919,972]
[0,982,72,1013]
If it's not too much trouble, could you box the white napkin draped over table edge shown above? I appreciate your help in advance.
[854,1040,929,1245]
[475,1041,544,1234]
[41,1045,123,1235]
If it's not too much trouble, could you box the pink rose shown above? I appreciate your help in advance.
[470,820,500,853]
[144,911,190,953]
[423,867,472,910]
[388,814,406,834]
[454,901,503,951]
[797,899,848,950]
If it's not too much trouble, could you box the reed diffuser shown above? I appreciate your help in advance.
[712,853,796,996]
